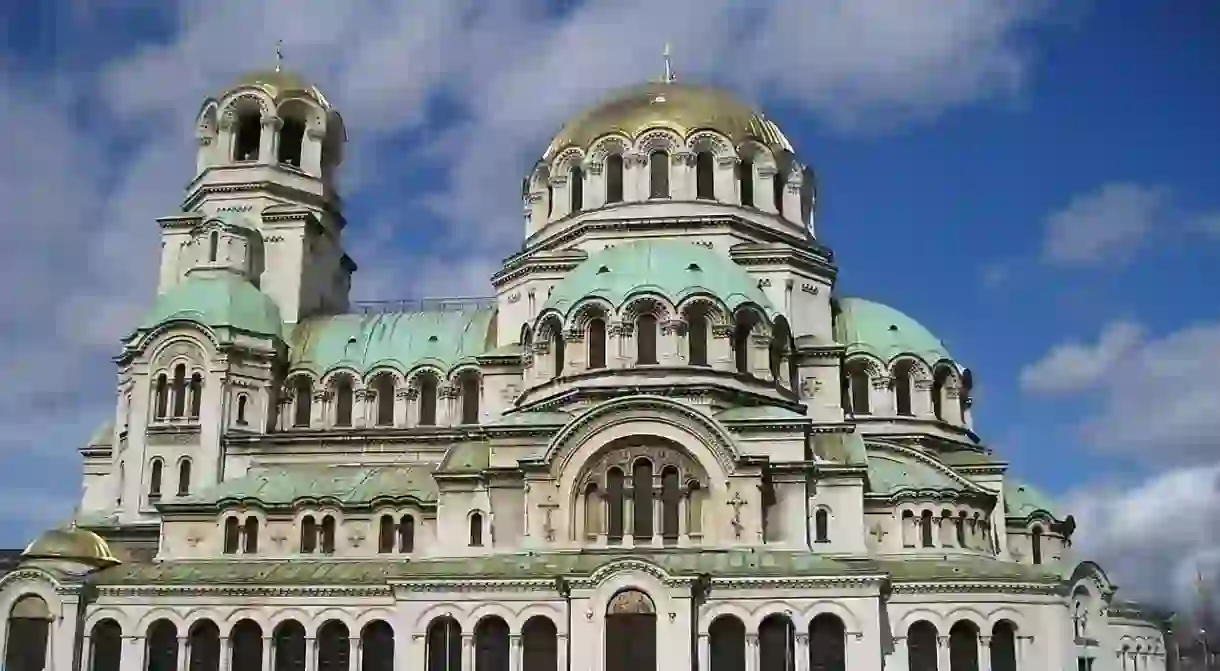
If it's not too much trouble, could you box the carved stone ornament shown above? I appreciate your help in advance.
[801,377,823,397]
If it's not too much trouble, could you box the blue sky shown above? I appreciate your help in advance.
[0,0,1216,606]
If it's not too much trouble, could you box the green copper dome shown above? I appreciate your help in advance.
[1005,480,1061,520]
[834,297,952,365]
[543,240,775,317]
[142,276,284,337]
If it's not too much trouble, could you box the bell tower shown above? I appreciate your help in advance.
[158,49,356,324]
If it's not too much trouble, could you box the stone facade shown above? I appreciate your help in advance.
[0,69,1170,671]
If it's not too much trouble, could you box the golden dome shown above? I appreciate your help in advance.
[227,69,331,110]
[544,82,793,161]
[21,527,121,568]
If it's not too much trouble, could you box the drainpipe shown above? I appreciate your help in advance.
[691,573,712,671]
[555,576,572,671]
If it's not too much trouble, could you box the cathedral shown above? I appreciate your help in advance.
[0,56,1170,671]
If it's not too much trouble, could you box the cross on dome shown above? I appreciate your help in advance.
[662,43,676,83]
[275,39,284,73]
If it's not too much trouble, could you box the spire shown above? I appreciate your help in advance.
[275,39,284,73]
[662,43,676,83]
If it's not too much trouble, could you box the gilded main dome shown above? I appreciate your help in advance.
[544,82,793,160]
[22,526,121,567]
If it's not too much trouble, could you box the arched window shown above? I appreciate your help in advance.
[242,516,259,553]
[171,364,188,418]
[649,150,669,198]
[956,512,968,548]
[661,466,680,542]
[733,316,754,374]
[636,314,658,365]
[686,480,704,536]
[361,621,395,671]
[188,373,203,418]
[233,111,261,161]
[814,509,830,543]
[587,318,607,369]
[188,620,221,671]
[606,154,624,204]
[146,619,179,671]
[894,362,914,416]
[583,482,601,539]
[606,467,625,543]
[426,617,462,671]
[738,159,755,207]
[808,614,846,671]
[278,118,306,167]
[273,620,307,671]
[709,616,746,671]
[223,517,240,554]
[148,459,163,499]
[320,515,336,554]
[4,595,51,671]
[89,618,123,671]
[990,621,1017,671]
[551,323,565,377]
[932,367,953,420]
[920,510,934,548]
[474,616,510,671]
[154,373,169,420]
[846,365,871,415]
[292,377,313,428]
[521,616,558,671]
[774,170,786,215]
[378,515,396,553]
[687,308,709,366]
[177,459,192,496]
[469,511,484,547]
[229,620,262,671]
[334,377,354,427]
[907,621,938,671]
[374,375,395,426]
[300,515,318,553]
[570,165,585,213]
[460,372,480,425]
[901,510,915,547]
[317,620,350,671]
[695,151,715,200]
[417,373,438,426]
[208,231,219,263]
[1031,525,1044,565]
[758,614,795,671]
[399,515,415,553]
[236,395,249,425]
[632,459,654,540]
[948,621,979,671]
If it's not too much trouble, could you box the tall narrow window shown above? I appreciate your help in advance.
[301,516,318,553]
[570,165,584,213]
[469,512,484,547]
[233,111,261,161]
[552,325,565,377]
[418,374,438,426]
[399,515,415,553]
[733,321,752,374]
[956,513,967,548]
[932,369,949,420]
[773,171,786,215]
[1031,525,1044,565]
[208,231,219,262]
[236,395,249,425]
[223,517,240,554]
[460,373,480,425]
[320,515,336,554]
[243,517,259,553]
[920,510,934,548]
[188,373,203,418]
[587,318,607,369]
[894,364,913,416]
[278,118,306,167]
[606,154,624,204]
[738,159,754,207]
[814,509,830,543]
[148,459,163,500]
[378,515,395,554]
[177,459,191,496]
[362,622,395,671]
[696,151,715,199]
[849,367,871,415]
[632,459,654,540]
[661,467,680,542]
[334,378,354,427]
[171,364,187,418]
[687,310,709,366]
[374,375,395,426]
[606,468,625,543]
[154,373,169,420]
[292,377,312,428]
[636,314,658,365]
[649,150,670,198]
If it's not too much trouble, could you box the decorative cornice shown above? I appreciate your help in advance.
[97,585,391,598]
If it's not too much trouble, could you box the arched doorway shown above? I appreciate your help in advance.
[4,594,51,671]
[605,589,656,671]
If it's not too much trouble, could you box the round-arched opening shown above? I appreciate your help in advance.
[606,589,657,671]
[708,615,746,671]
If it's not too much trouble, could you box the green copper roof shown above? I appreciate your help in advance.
[289,309,496,376]
[812,432,867,464]
[172,465,438,507]
[715,406,807,422]
[543,240,775,317]
[436,443,489,475]
[834,297,952,365]
[1004,480,1061,520]
[866,452,964,496]
[142,275,284,337]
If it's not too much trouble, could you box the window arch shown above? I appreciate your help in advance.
[606,154,624,204]
[223,517,241,554]
[188,620,221,671]
[469,511,485,547]
[273,620,307,671]
[1031,525,1044,565]
[606,467,625,543]
[773,169,786,215]
[320,515,337,554]
[426,617,462,671]
[906,621,938,671]
[148,459,163,500]
[814,508,830,543]
[242,516,259,553]
[146,619,179,671]
[990,621,1017,671]
[474,616,510,671]
[695,151,715,200]
[207,230,219,263]
[459,371,481,425]
[956,511,968,548]
[948,621,979,671]
[154,373,169,420]
[893,361,914,416]
[230,620,262,671]
[4,594,51,671]
[188,372,203,418]
[686,305,710,366]
[649,150,669,198]
[334,376,354,427]
[632,459,654,540]
[738,159,754,207]
[732,314,754,374]
[236,394,249,425]
[300,515,318,553]
[316,620,350,671]
[661,465,680,542]
[233,110,261,161]
[398,514,416,553]
[570,165,584,213]
[177,459,192,496]
[551,322,565,377]
[758,614,795,671]
[278,117,306,168]
[361,621,395,671]
[171,364,188,418]
[842,362,871,415]
[636,313,658,365]
[521,616,558,671]
[920,510,934,548]
[373,374,396,427]
[808,614,846,671]
[709,615,746,671]
[587,317,607,369]
[417,372,439,426]
[89,618,123,671]
[378,514,395,554]
[291,376,313,428]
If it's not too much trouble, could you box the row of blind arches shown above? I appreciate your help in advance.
[287,372,480,428]
[220,512,482,556]
[554,151,784,215]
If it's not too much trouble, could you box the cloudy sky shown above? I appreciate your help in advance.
[1,1,1217,608]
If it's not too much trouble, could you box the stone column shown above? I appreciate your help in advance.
[979,635,992,671]
[259,116,282,166]
[262,636,273,671]
[311,389,330,428]
[609,321,632,369]
[354,636,363,671]
[890,637,908,671]
[711,324,734,372]
[462,633,475,671]
[660,319,685,365]
[81,635,93,671]
[564,329,586,374]
[698,633,710,671]
[218,637,231,671]
[745,634,760,671]
[127,636,146,671]
[177,636,189,671]
[302,127,325,176]
[556,633,569,671]
[672,151,695,199]
[717,156,739,204]
[937,636,950,671]
[755,165,778,214]
[782,173,803,226]
[550,174,571,221]
[794,633,810,671]
[305,637,317,671]
[509,634,523,671]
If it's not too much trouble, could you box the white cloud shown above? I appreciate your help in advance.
[1019,320,1143,394]
[1042,182,1169,267]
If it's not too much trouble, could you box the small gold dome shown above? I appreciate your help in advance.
[227,69,331,110]
[22,527,121,568]
[544,82,793,161]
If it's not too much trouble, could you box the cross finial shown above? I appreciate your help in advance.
[662,43,675,83]
[275,39,284,73]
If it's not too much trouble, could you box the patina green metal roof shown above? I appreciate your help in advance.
[172,465,438,507]
[812,432,868,464]
[543,240,775,317]
[874,557,1061,582]
[866,452,964,496]
[715,406,806,422]
[436,443,489,475]
[487,411,573,427]
[834,297,952,365]
[142,275,284,337]
[1004,480,1061,520]
[289,309,496,376]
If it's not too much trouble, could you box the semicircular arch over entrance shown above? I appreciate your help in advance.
[605,588,657,671]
